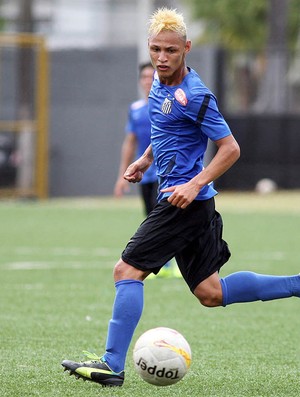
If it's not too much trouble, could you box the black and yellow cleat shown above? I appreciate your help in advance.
[147,261,182,279]
[62,351,124,387]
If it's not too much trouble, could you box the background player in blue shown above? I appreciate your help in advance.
[114,62,158,216]
[62,8,300,387]
[114,62,180,278]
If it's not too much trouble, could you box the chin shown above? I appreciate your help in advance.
[157,70,171,80]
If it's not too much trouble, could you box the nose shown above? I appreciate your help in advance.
[158,51,167,63]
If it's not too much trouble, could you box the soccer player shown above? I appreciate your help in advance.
[62,8,300,387]
[114,62,158,216]
[114,61,180,278]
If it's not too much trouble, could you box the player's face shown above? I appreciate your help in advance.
[148,30,191,86]
[140,66,154,96]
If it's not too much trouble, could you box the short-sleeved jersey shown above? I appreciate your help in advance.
[148,68,232,201]
[126,99,157,184]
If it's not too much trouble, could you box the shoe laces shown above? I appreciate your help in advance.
[82,350,103,363]
[82,350,122,375]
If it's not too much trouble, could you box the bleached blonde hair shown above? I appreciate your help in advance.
[148,8,187,39]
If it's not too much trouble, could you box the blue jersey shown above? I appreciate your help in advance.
[148,68,232,201]
[126,99,157,184]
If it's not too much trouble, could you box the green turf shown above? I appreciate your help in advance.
[0,192,299,397]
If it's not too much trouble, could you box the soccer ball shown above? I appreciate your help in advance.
[133,327,192,386]
[255,178,278,194]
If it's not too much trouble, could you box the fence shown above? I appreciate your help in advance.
[0,33,49,199]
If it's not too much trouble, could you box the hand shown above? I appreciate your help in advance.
[114,178,130,197]
[124,163,144,183]
[161,181,200,209]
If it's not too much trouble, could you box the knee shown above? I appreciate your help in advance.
[113,259,147,281]
[113,260,125,280]
[197,293,222,308]
[194,283,223,308]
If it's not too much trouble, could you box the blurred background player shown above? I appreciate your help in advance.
[114,62,157,215]
[114,62,180,278]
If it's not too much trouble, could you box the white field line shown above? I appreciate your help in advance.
[2,260,116,270]
[0,246,119,270]
[239,251,286,261]
[11,246,119,256]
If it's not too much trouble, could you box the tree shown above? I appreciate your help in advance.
[186,0,300,112]
[254,0,289,112]
[186,0,300,51]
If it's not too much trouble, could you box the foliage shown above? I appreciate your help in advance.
[0,17,5,31]
[185,0,300,50]
[0,0,5,31]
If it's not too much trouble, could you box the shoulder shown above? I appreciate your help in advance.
[181,69,221,114]
[184,68,212,98]
[130,99,147,111]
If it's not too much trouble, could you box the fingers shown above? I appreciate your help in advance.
[162,184,195,209]
[124,171,143,183]
[160,186,175,193]
[168,196,189,209]
[114,178,131,197]
[167,191,191,209]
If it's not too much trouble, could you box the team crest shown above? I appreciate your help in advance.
[161,97,173,114]
[175,88,188,106]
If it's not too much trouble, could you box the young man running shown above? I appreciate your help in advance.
[62,8,300,387]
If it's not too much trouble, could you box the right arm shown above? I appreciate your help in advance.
[124,144,154,183]
[114,133,137,197]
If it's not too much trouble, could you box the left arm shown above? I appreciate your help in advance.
[161,134,240,209]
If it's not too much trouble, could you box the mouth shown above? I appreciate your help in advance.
[157,65,169,72]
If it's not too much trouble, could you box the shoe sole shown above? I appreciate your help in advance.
[62,364,123,387]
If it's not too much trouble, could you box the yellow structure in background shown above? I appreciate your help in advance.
[0,34,49,199]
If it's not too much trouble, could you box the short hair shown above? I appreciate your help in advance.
[139,62,153,76]
[148,8,187,39]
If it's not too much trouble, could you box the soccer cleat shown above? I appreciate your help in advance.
[61,351,124,387]
[159,265,181,278]
[147,261,182,279]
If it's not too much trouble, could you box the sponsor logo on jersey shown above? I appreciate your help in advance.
[174,88,188,106]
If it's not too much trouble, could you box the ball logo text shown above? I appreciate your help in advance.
[136,357,180,380]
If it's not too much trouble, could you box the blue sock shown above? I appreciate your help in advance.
[221,271,300,307]
[103,279,144,372]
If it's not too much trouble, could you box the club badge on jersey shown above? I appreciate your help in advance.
[161,97,173,114]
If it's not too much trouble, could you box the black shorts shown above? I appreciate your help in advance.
[139,181,159,216]
[121,197,231,292]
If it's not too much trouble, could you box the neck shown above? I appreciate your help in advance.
[160,65,189,86]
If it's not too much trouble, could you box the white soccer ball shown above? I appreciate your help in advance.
[255,178,278,194]
[133,327,192,386]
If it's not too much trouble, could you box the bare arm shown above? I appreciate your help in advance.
[193,135,240,189]
[124,144,154,183]
[114,133,137,197]
[162,134,240,208]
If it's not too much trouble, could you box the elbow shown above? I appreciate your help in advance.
[235,143,241,161]
[231,139,240,162]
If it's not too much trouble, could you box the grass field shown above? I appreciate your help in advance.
[0,191,299,397]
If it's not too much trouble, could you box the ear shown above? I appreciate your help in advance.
[185,40,192,54]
